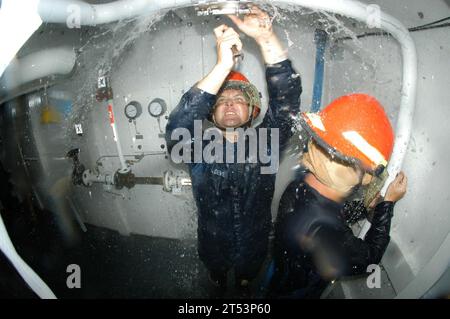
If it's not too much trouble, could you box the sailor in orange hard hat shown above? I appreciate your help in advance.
[269,93,408,298]
[301,94,394,172]
[299,93,396,200]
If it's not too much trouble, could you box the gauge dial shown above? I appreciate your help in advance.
[124,101,142,120]
[148,98,167,118]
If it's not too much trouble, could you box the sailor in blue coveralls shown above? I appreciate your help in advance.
[166,6,302,296]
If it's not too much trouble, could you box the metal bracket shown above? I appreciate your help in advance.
[195,1,252,16]
[163,170,192,193]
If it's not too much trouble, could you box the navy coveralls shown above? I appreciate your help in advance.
[166,59,302,281]
[270,171,395,298]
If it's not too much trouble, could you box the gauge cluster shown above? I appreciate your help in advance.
[124,98,167,121]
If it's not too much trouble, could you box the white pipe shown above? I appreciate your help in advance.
[2,0,414,249]
[0,47,76,97]
[37,0,178,25]
[107,101,129,173]
[265,1,417,239]
[0,209,57,299]
[0,0,42,77]
[35,0,417,191]
[268,1,417,194]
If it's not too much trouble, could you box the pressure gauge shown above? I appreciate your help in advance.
[124,101,142,120]
[148,98,167,118]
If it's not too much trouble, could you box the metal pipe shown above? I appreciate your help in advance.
[37,0,177,25]
[107,101,129,173]
[82,170,164,187]
[5,1,414,188]
[0,203,57,299]
[0,0,42,77]
[0,47,76,99]
[311,29,328,112]
[134,177,164,185]
[270,0,417,195]
[82,169,115,187]
[33,0,416,191]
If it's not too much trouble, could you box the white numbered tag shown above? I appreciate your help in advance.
[75,124,83,135]
[98,76,106,88]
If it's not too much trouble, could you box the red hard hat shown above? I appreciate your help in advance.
[300,94,394,171]
[226,71,250,83]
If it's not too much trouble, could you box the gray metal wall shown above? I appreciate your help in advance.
[323,0,450,297]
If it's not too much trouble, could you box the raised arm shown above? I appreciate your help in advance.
[228,6,287,64]
[310,173,408,279]
[314,201,395,279]
[229,6,301,149]
[196,25,242,94]
[165,25,242,152]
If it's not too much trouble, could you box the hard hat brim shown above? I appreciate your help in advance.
[299,112,375,173]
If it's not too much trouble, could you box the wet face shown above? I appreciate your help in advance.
[213,89,249,128]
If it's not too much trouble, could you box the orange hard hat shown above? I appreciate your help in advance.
[300,94,394,173]
[218,71,261,120]
[226,71,250,83]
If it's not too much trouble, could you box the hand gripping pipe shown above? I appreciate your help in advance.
[269,0,418,196]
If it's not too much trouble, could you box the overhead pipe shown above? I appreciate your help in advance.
[0,0,42,77]
[0,47,76,100]
[6,0,415,227]
[4,0,415,239]
[34,0,416,190]
[16,1,416,188]
[37,0,177,25]
[269,0,417,196]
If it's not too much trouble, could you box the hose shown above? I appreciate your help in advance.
[336,16,450,41]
